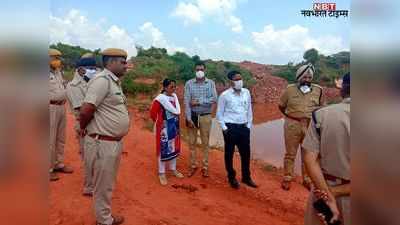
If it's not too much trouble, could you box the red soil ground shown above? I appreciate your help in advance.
[49,108,309,225]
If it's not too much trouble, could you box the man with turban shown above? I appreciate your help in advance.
[278,63,325,191]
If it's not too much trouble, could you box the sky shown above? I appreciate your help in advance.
[49,0,351,65]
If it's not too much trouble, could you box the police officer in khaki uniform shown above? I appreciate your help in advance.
[66,55,99,196]
[49,48,74,182]
[80,48,130,225]
[279,63,325,190]
[302,73,350,225]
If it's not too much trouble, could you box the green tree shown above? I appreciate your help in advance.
[303,48,319,65]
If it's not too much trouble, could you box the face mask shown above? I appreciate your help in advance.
[85,68,97,78]
[83,69,97,82]
[299,85,311,94]
[233,80,243,90]
[196,71,205,79]
[50,59,62,69]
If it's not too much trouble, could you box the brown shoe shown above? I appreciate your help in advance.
[82,192,93,197]
[111,215,124,225]
[54,165,74,174]
[281,180,291,191]
[201,168,209,178]
[96,215,124,225]
[187,167,198,177]
[49,172,59,182]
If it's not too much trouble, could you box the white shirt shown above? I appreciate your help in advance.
[216,87,253,131]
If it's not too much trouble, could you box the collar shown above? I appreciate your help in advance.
[229,87,243,95]
[104,68,120,83]
[194,78,208,83]
[297,83,313,94]
[70,72,84,85]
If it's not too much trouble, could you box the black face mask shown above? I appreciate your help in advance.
[83,75,90,82]
[300,81,311,87]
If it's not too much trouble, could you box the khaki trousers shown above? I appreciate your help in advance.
[188,114,212,169]
[49,104,66,170]
[85,135,123,225]
[73,116,93,193]
[283,118,311,183]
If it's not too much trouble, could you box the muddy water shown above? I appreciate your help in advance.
[209,118,301,174]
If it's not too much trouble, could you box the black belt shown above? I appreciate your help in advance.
[192,112,211,116]
[226,123,248,128]
[198,113,211,116]
[50,100,66,105]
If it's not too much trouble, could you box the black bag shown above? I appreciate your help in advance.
[188,112,200,128]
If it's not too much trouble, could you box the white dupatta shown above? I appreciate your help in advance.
[155,93,181,115]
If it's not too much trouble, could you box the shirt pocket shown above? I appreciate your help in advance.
[288,95,302,108]
[108,87,126,106]
[240,98,249,110]
[309,93,321,106]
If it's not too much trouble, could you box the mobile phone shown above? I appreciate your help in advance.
[313,199,341,225]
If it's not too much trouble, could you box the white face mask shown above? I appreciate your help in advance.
[299,85,311,94]
[195,71,205,79]
[233,80,243,90]
[84,68,97,79]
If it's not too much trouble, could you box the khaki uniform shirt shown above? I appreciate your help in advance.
[66,73,88,116]
[83,69,130,137]
[279,83,324,119]
[49,70,66,101]
[302,98,351,180]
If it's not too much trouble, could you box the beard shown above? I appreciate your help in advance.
[300,81,311,87]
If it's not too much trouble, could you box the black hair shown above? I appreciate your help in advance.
[194,61,206,68]
[341,83,350,98]
[102,56,126,68]
[340,72,350,98]
[161,78,176,93]
[227,70,240,80]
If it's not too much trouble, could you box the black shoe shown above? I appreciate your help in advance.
[229,178,240,189]
[242,179,258,188]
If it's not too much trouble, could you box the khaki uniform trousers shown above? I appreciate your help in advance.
[49,104,66,170]
[304,180,351,225]
[85,135,123,225]
[188,114,212,169]
[283,118,311,183]
[73,116,93,194]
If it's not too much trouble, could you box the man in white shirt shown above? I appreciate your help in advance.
[216,70,257,189]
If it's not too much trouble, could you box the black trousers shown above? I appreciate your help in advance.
[222,123,251,181]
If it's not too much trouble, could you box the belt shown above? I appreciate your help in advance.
[192,112,211,117]
[50,100,66,105]
[286,115,310,122]
[88,133,122,142]
[226,123,248,128]
[198,113,211,116]
[323,173,350,185]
